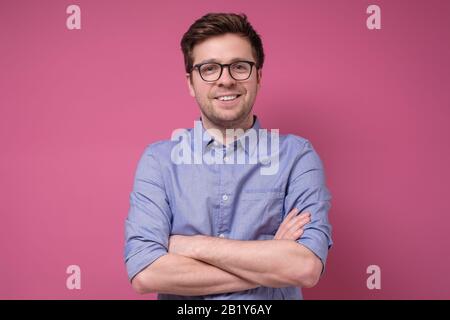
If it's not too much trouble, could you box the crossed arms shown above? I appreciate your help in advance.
[126,141,331,296]
[131,209,323,296]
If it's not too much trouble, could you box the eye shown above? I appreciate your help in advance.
[200,64,220,74]
[232,62,250,72]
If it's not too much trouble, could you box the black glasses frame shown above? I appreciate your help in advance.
[191,60,256,82]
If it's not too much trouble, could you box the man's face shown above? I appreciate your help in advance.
[187,33,262,129]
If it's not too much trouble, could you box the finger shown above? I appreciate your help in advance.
[290,214,311,231]
[276,209,299,238]
[283,208,299,224]
[292,228,304,239]
[284,216,310,240]
[274,226,287,240]
[277,210,310,239]
[277,212,309,239]
[282,227,304,241]
[285,212,311,230]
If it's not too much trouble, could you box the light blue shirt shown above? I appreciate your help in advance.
[124,117,332,299]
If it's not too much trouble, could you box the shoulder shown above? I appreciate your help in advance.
[280,133,313,153]
[142,138,181,159]
[279,133,325,167]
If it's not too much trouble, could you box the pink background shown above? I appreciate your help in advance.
[1,0,449,299]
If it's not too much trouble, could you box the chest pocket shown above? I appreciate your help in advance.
[239,189,284,237]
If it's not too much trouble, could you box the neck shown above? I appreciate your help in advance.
[201,113,254,145]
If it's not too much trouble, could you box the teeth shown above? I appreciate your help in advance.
[218,95,238,101]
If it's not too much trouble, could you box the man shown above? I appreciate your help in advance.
[124,13,332,299]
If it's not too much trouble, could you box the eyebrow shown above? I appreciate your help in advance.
[197,57,252,64]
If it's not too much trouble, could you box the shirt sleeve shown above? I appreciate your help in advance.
[124,144,172,281]
[283,139,333,272]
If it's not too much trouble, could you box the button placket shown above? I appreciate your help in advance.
[217,146,232,237]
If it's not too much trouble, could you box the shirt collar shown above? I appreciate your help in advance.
[190,116,262,156]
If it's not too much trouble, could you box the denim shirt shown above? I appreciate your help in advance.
[124,117,332,299]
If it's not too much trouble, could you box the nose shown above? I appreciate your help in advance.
[217,67,236,87]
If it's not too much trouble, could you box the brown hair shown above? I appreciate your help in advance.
[180,13,265,74]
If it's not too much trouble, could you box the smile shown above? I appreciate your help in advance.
[214,94,242,101]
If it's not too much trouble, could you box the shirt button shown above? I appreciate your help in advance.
[222,194,228,201]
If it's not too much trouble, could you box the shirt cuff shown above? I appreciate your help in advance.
[126,245,168,281]
[297,228,332,273]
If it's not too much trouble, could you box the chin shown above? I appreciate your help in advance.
[214,109,245,121]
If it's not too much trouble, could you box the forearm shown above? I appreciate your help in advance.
[131,253,259,296]
[184,236,320,288]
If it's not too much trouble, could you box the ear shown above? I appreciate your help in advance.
[186,73,196,97]
[256,69,262,90]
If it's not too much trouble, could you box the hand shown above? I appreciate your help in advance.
[274,208,311,240]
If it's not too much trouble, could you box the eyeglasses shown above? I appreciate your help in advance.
[191,61,256,82]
